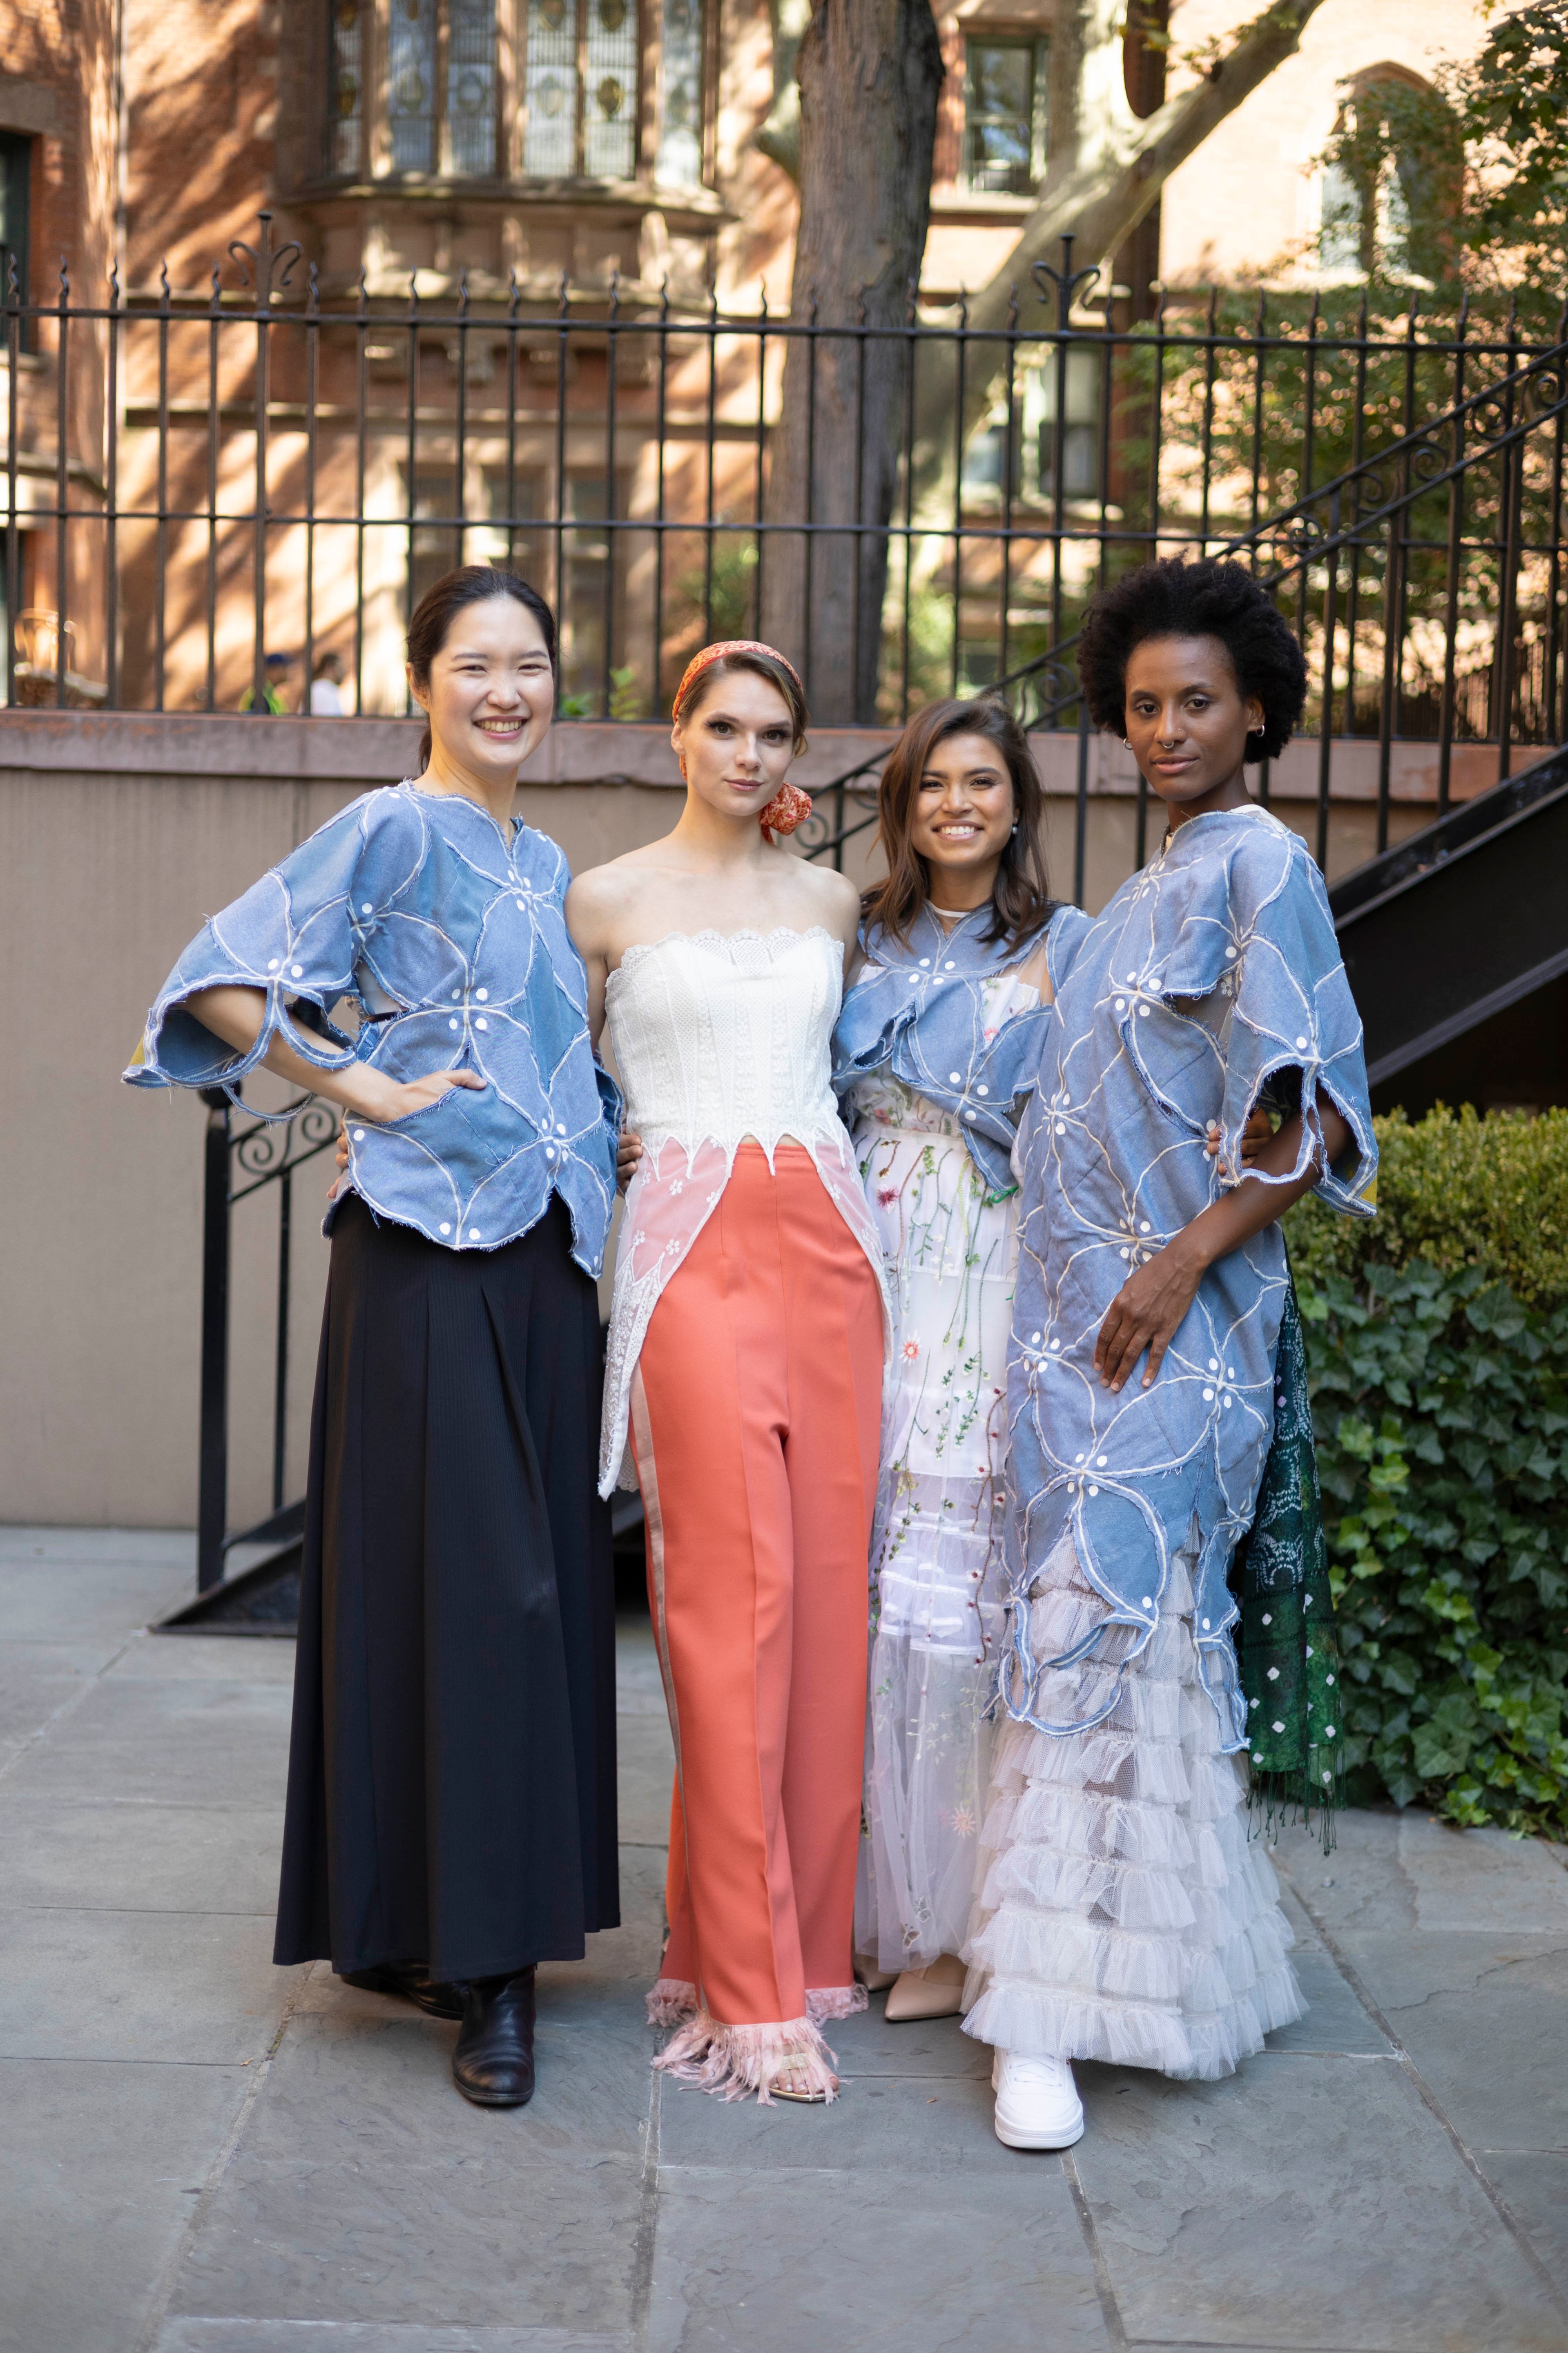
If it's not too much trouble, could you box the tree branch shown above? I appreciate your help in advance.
[755,0,814,182]
[910,0,1329,490]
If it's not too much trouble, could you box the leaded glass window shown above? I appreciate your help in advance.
[524,0,579,175]
[583,0,637,179]
[657,0,703,185]
[963,38,1048,196]
[388,0,439,172]
[446,0,496,174]
[327,0,363,176]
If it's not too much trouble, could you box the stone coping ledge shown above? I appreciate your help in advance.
[0,707,1545,804]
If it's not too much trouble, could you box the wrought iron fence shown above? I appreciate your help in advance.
[64,223,1568,1610]
[10,214,1568,772]
[190,1086,338,1598]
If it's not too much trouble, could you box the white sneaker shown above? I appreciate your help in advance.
[991,2050,1084,2150]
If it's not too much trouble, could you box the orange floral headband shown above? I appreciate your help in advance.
[670,639,813,838]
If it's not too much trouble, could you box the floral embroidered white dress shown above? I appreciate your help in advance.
[848,966,1041,1970]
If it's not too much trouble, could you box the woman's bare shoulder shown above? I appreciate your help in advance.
[789,855,862,938]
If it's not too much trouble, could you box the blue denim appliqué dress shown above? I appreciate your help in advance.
[961,803,1377,2083]
[125,781,619,1276]
[1002,804,1377,1751]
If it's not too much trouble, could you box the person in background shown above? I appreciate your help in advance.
[240,650,294,713]
[310,650,347,714]
[126,567,625,2112]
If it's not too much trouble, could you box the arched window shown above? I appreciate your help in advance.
[324,0,709,188]
[1316,65,1459,286]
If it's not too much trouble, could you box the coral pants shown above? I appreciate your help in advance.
[631,1145,883,2048]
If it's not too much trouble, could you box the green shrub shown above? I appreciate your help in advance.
[1284,1104,1568,1309]
[1282,1108,1568,1834]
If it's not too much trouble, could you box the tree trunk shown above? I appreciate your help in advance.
[907,0,1328,503]
[760,0,942,722]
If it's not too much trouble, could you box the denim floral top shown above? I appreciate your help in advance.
[1003,804,1377,1750]
[124,782,620,1277]
[831,903,1072,1194]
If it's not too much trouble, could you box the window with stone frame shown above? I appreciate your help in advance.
[961,34,1048,197]
[1316,67,1460,287]
[323,0,709,188]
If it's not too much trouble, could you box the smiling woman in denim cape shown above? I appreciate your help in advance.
[125,567,626,2112]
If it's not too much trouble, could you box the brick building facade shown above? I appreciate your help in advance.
[1,0,1495,714]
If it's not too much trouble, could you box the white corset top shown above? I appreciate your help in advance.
[604,926,846,1158]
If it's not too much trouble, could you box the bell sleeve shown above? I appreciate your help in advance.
[1217,833,1377,1219]
[124,795,378,1104]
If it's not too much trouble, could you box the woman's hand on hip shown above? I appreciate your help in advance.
[339,1065,486,1124]
[1095,1234,1206,1394]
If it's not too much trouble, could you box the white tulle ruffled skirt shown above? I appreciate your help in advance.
[962,1535,1305,2081]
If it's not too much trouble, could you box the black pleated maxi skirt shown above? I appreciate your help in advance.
[273,1194,619,1982]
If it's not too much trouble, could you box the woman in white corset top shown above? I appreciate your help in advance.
[567,642,890,2105]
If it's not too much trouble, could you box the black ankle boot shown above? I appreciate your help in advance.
[452,1967,537,2107]
[341,1961,468,2022]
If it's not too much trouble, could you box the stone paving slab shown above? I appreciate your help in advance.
[167,2148,645,2338]
[1324,1929,1568,2155]
[0,1639,125,1763]
[643,2160,1111,2352]
[0,1795,286,1915]
[0,2054,250,2353]
[157,2327,627,2351]
[2,1531,1567,2353]
[1072,2052,1566,2353]
[0,1907,305,2065]
[107,1634,300,1685]
[0,1672,293,1809]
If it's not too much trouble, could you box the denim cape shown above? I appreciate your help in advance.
[1002,805,1378,1749]
[831,902,1080,1193]
[125,782,620,1277]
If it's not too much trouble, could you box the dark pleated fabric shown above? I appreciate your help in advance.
[273,1194,619,1982]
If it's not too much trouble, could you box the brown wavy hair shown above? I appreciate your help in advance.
[861,697,1053,951]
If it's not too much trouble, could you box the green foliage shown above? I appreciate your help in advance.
[1300,1261,1568,1835]
[1284,1105,1568,1309]
[1284,1107,1568,1833]
[1447,0,1568,307]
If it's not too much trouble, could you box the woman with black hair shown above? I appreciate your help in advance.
[963,557,1378,2151]
[125,567,625,2110]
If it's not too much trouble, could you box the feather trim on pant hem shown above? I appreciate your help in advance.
[645,1977,698,2026]
[651,2008,841,2104]
[806,1982,868,2024]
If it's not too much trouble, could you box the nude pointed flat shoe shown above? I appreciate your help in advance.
[854,1951,898,1993]
[883,1953,967,2022]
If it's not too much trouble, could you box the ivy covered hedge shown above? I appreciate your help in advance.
[1280,1109,1568,1836]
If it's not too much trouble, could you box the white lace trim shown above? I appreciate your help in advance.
[608,924,841,992]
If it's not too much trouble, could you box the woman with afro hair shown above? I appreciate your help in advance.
[961,556,1379,2151]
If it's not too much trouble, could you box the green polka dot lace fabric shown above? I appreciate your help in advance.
[1230,1274,1345,1850]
